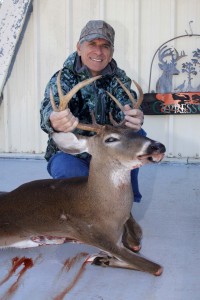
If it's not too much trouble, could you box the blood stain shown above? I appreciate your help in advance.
[0,255,40,300]
[54,252,89,300]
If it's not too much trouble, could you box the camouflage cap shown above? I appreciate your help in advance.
[79,20,115,46]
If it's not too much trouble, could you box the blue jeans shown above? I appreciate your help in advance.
[47,129,146,202]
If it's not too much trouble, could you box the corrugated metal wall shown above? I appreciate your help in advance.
[0,0,200,158]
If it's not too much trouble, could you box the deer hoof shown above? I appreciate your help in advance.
[131,245,141,252]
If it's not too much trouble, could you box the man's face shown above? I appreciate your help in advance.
[77,39,114,77]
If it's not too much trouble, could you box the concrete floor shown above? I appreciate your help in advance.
[0,157,199,300]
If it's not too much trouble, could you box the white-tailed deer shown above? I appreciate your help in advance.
[0,72,165,276]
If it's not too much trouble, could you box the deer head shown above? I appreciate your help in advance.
[50,71,164,169]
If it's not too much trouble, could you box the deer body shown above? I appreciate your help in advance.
[0,125,165,276]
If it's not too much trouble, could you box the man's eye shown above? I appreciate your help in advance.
[105,137,119,143]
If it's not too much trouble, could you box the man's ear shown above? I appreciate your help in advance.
[76,42,81,56]
[109,47,114,61]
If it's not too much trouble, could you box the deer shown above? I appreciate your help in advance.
[156,45,187,93]
[0,71,166,276]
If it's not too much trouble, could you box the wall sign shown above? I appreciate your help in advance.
[142,25,200,115]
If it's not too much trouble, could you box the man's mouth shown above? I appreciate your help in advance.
[90,58,103,62]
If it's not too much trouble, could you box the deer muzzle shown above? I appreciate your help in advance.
[137,141,166,163]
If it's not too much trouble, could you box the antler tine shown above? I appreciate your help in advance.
[115,77,136,107]
[106,91,125,112]
[49,71,63,112]
[56,70,65,110]
[131,79,144,109]
[116,77,143,109]
[106,90,126,127]
[108,112,125,127]
[50,87,59,112]
[57,71,102,111]
[115,77,143,109]
[106,77,144,127]
[76,111,102,133]
[90,111,99,126]
[107,77,143,110]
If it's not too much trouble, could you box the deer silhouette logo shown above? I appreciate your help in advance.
[156,45,187,93]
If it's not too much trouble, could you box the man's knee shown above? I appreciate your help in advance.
[47,152,90,179]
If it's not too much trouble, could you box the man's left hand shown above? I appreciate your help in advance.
[123,104,144,131]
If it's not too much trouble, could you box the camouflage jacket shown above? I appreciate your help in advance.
[40,51,137,161]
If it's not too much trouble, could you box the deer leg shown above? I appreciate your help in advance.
[84,231,163,276]
[122,213,143,252]
[89,245,163,276]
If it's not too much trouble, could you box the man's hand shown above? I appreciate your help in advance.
[50,108,79,132]
[123,104,144,131]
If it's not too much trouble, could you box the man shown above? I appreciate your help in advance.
[40,20,145,202]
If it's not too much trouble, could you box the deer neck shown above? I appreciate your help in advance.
[88,159,132,197]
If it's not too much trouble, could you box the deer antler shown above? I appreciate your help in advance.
[50,70,102,133]
[106,77,144,126]
[50,71,143,131]
[172,48,187,62]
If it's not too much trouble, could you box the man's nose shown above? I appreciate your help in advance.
[94,46,103,55]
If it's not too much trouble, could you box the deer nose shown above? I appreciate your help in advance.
[150,142,166,153]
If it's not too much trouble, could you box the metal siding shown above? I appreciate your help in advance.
[0,0,199,158]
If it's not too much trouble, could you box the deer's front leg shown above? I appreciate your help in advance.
[122,213,143,252]
[89,247,163,276]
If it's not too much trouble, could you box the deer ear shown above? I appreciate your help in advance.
[51,132,88,154]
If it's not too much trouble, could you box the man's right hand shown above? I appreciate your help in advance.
[50,108,79,132]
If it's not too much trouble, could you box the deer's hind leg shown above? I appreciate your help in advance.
[122,213,143,252]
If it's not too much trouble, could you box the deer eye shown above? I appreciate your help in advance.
[105,137,119,143]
